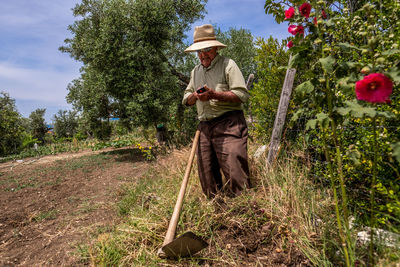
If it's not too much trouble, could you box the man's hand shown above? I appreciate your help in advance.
[196,85,213,101]
[186,84,242,106]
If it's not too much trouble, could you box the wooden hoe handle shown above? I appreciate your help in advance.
[162,130,201,246]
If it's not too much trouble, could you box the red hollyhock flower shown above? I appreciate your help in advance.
[285,7,295,19]
[296,25,304,35]
[355,73,393,103]
[299,2,312,18]
[321,9,327,19]
[287,40,293,48]
[313,17,317,25]
[288,25,304,35]
[288,25,297,35]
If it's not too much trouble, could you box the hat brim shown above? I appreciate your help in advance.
[184,40,227,53]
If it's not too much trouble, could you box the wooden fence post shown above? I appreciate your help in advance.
[266,67,296,167]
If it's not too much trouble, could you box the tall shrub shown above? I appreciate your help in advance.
[0,92,25,156]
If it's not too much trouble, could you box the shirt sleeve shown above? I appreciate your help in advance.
[182,69,195,106]
[226,59,250,103]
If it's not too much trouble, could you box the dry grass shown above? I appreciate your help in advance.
[80,144,336,266]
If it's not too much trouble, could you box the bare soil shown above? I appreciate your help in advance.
[0,147,148,266]
[0,147,311,266]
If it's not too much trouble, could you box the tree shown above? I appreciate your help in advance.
[0,92,25,156]
[53,110,79,138]
[250,37,288,140]
[29,108,47,144]
[216,27,257,81]
[60,0,207,131]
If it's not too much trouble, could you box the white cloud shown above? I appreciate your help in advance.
[0,61,80,104]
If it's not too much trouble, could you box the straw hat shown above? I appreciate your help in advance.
[184,24,227,53]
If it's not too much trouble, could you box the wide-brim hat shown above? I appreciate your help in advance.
[184,24,227,53]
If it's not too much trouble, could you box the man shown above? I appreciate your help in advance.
[182,24,250,198]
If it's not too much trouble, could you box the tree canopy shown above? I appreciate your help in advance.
[60,0,207,130]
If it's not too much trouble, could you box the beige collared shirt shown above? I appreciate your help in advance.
[182,54,249,121]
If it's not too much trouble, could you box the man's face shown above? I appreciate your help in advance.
[197,47,217,68]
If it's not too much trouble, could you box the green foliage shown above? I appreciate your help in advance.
[53,110,79,138]
[250,37,289,141]
[61,0,207,135]
[216,27,257,80]
[29,108,47,144]
[21,132,39,150]
[0,92,25,156]
[264,0,400,265]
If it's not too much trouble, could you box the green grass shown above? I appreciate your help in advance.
[0,132,147,163]
[33,209,58,222]
[4,176,39,192]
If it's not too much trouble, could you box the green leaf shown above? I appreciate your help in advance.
[336,77,354,93]
[385,67,400,83]
[338,42,361,51]
[347,145,361,165]
[391,142,400,163]
[316,112,330,129]
[382,49,400,56]
[319,55,336,73]
[289,53,301,68]
[295,81,314,96]
[336,100,376,118]
[290,108,304,122]
[325,19,334,27]
[306,112,330,130]
[306,119,317,130]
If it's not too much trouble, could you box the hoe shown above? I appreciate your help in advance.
[157,130,208,259]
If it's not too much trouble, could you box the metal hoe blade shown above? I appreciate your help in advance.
[161,231,208,259]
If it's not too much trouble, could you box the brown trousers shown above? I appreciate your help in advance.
[197,110,250,198]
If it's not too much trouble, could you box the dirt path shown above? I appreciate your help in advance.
[0,147,149,266]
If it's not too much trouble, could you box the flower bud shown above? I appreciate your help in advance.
[362,3,373,11]
[368,37,377,46]
[361,49,369,55]
[361,66,370,75]
[319,78,326,83]
[376,57,385,64]
[317,0,324,5]
[323,47,331,53]
[314,38,322,45]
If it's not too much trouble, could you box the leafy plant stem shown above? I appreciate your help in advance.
[323,68,352,265]
[322,129,350,267]
[369,116,378,266]
[325,75,350,228]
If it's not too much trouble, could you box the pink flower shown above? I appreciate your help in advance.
[355,73,393,103]
[299,2,312,18]
[287,40,293,48]
[285,7,295,19]
[288,25,304,35]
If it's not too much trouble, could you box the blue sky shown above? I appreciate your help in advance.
[1,0,289,123]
